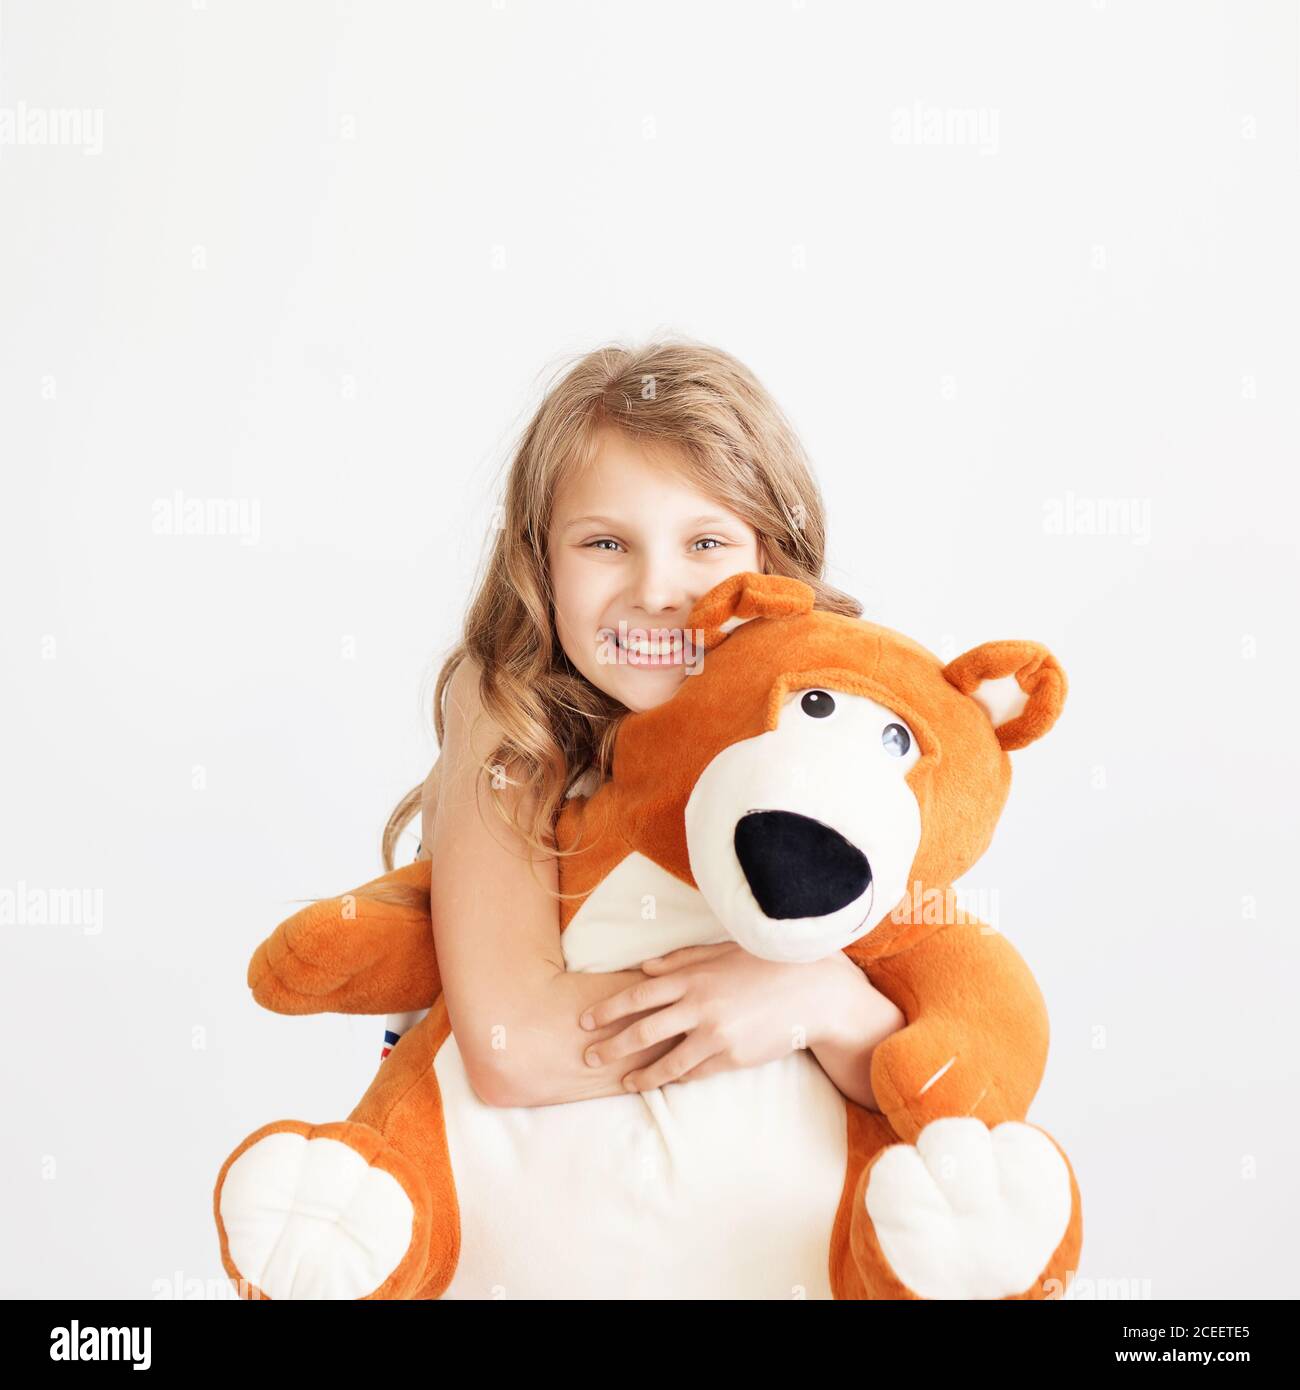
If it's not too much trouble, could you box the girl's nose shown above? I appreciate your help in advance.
[628,560,689,619]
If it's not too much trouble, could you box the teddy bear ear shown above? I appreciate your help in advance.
[942,640,1067,751]
[686,572,816,648]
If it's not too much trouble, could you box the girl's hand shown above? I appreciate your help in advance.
[577,941,850,1091]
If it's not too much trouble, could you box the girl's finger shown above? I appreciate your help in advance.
[672,1052,731,1085]
[622,1032,716,1093]
[641,942,733,972]
[579,973,685,1031]
[589,1002,697,1064]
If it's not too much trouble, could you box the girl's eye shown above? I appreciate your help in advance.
[881,723,911,757]
[693,537,725,551]
[800,690,835,718]
[587,538,623,552]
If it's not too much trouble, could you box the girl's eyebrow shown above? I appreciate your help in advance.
[560,512,737,532]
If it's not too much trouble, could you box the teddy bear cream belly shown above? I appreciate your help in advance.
[433,1029,848,1300]
[429,850,849,1299]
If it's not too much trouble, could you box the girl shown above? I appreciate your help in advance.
[378,340,905,1110]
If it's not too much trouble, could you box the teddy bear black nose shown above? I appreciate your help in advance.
[733,811,872,920]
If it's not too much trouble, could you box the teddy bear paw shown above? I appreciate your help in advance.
[854,1116,1078,1300]
[214,1119,428,1299]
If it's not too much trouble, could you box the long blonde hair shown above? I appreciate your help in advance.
[378,338,862,886]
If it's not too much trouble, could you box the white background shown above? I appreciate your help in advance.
[1,0,1297,1299]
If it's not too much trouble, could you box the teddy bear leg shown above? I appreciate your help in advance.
[213,1114,436,1300]
[847,1116,1082,1300]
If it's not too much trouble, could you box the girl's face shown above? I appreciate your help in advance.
[547,425,765,713]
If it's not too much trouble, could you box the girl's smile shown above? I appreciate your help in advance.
[606,624,687,665]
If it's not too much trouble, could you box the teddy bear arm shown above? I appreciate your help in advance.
[247,863,441,1016]
[864,925,1051,1140]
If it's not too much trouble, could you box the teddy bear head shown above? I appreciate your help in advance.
[607,572,1066,962]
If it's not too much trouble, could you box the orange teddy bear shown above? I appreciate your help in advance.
[214,571,1082,1299]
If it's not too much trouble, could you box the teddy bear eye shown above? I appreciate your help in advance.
[800,690,835,719]
[881,722,911,756]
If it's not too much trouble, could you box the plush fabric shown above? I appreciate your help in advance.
[214,571,1082,1300]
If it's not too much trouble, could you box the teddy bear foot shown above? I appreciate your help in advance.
[214,1118,432,1300]
[849,1116,1082,1300]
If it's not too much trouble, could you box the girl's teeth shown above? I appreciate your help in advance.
[618,632,680,656]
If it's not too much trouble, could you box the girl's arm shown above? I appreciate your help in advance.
[429,656,683,1108]
[804,953,907,1110]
